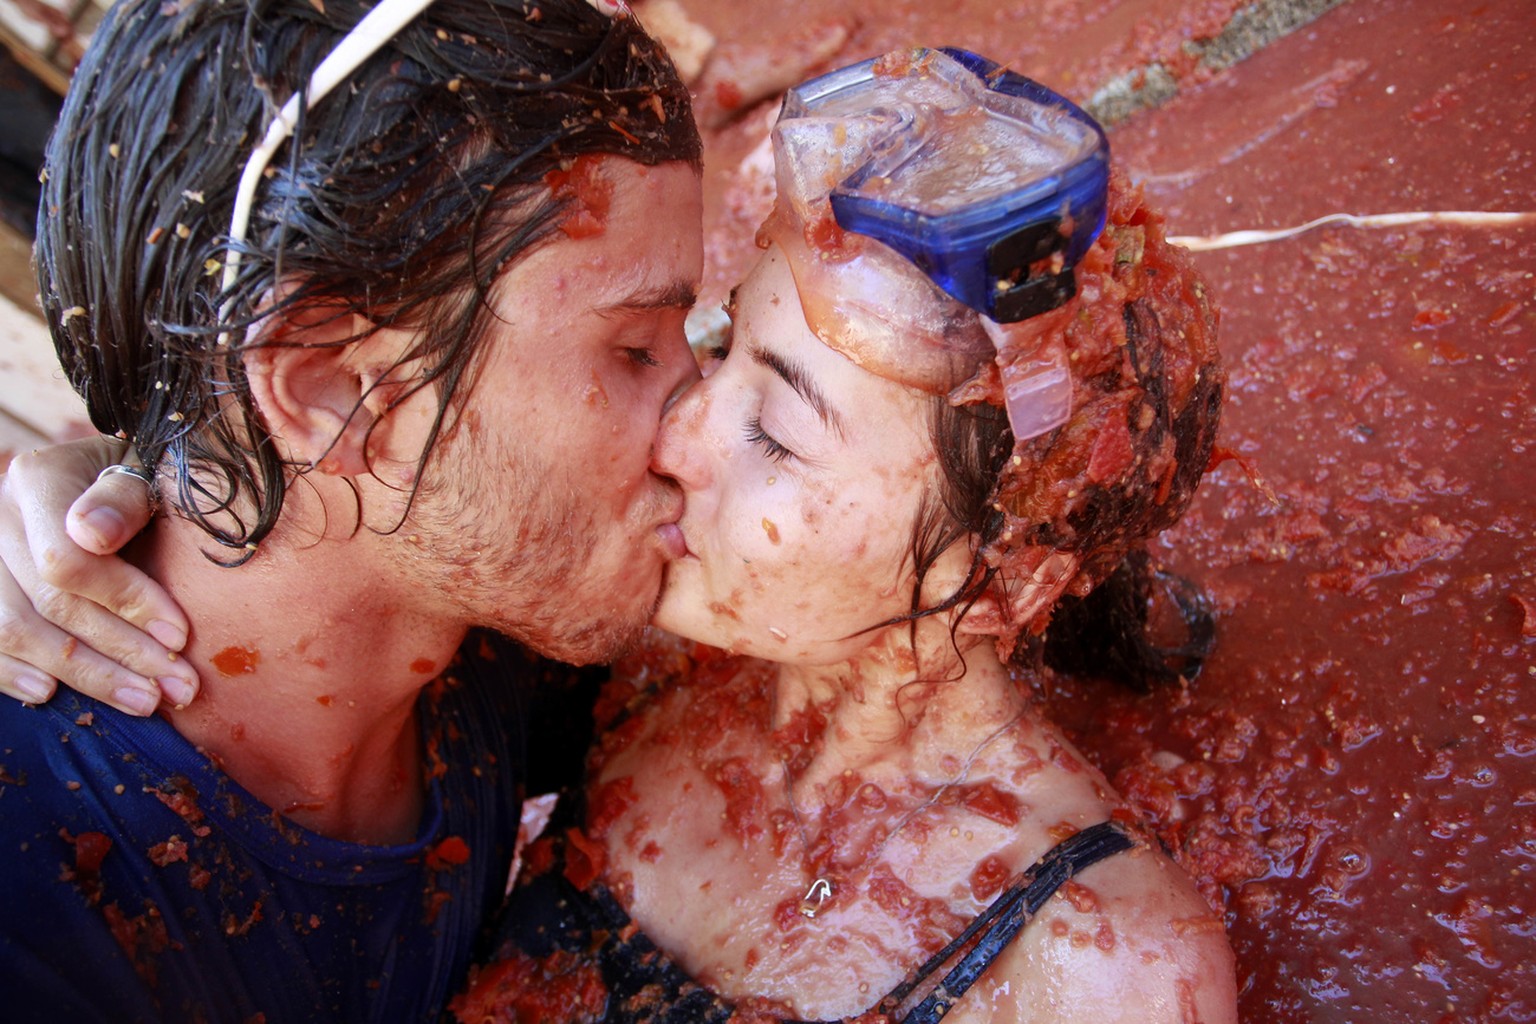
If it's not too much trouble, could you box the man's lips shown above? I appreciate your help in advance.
[656,521,690,560]
[653,483,689,560]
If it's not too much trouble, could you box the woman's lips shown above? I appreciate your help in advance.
[656,521,690,560]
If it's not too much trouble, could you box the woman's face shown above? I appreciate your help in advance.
[650,245,946,663]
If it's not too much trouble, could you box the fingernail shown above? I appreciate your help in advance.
[13,673,54,704]
[113,684,160,716]
[158,676,198,709]
[78,506,128,551]
[147,619,188,651]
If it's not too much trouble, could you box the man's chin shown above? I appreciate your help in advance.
[505,601,655,667]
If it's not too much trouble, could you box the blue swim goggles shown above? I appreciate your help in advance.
[779,48,1110,323]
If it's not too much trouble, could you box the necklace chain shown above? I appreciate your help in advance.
[782,712,1023,919]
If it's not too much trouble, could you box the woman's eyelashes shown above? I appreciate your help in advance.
[745,416,796,462]
[706,324,733,364]
[707,295,738,363]
[707,308,797,463]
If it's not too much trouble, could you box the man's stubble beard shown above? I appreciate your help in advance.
[403,442,659,667]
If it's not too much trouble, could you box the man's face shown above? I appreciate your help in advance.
[398,159,704,665]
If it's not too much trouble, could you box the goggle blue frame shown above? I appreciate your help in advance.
[784,48,1110,323]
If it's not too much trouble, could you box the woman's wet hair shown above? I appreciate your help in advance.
[911,172,1224,688]
[36,0,700,562]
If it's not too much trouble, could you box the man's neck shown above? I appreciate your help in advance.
[131,501,468,846]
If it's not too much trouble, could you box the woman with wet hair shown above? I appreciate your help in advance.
[0,0,703,1019]
[453,50,1236,1024]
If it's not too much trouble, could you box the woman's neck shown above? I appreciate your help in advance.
[768,625,1028,808]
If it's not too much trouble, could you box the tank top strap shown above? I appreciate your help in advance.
[878,820,1137,1024]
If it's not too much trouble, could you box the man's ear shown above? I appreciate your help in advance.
[242,291,415,476]
[953,548,1081,638]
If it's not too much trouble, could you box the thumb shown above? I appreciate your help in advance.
[66,463,156,555]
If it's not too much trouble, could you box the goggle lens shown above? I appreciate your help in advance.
[781,48,1110,323]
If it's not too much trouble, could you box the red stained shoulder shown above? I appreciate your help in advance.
[969,855,1011,902]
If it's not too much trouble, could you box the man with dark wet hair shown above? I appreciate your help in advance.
[0,0,704,1018]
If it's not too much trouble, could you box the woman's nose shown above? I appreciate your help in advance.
[651,375,712,488]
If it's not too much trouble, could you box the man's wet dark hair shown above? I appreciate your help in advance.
[36,0,701,563]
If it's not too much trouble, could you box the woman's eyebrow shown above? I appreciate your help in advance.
[750,343,847,439]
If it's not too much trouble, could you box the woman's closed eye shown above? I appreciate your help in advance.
[745,416,795,462]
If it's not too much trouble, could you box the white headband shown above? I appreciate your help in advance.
[220,0,439,334]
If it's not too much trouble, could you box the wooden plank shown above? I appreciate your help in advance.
[0,285,90,440]
[0,218,38,316]
[0,405,47,471]
[0,21,70,95]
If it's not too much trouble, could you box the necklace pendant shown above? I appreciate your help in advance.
[799,877,833,919]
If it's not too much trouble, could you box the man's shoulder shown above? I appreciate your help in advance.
[0,681,520,1023]
[0,697,186,1018]
[0,694,154,808]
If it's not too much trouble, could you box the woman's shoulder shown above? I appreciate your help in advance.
[893,696,1237,1024]
[937,819,1238,1024]
[587,636,782,875]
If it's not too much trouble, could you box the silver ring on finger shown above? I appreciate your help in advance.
[96,464,155,486]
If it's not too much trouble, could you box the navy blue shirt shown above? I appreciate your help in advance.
[0,636,524,1024]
